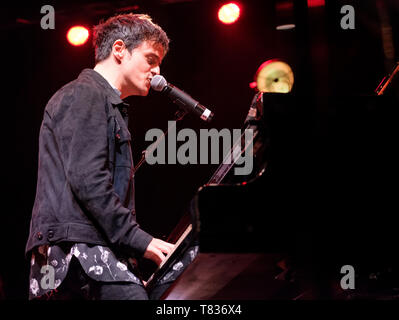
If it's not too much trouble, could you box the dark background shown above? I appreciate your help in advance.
[1,0,398,299]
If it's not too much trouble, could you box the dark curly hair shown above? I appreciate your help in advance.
[92,13,169,63]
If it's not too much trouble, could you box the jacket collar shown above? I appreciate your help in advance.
[79,68,128,107]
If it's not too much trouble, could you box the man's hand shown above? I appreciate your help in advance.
[143,238,175,266]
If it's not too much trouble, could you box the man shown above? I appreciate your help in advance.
[25,13,174,300]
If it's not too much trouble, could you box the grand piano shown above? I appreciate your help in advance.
[146,92,399,300]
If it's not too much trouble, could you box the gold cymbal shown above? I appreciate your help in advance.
[253,59,294,93]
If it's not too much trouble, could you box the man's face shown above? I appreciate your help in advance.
[121,40,165,97]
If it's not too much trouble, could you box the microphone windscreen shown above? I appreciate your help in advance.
[151,75,167,92]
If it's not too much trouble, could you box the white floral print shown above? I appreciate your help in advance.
[162,271,174,282]
[189,246,198,261]
[30,278,39,296]
[55,257,68,274]
[157,245,199,286]
[71,245,80,258]
[100,248,109,264]
[65,253,72,264]
[172,261,184,272]
[29,243,144,299]
[88,265,103,275]
[116,261,128,271]
[54,279,62,288]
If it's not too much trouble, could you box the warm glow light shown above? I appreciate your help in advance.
[67,26,89,46]
[307,0,325,8]
[218,3,241,24]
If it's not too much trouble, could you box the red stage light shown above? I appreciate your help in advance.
[218,3,241,24]
[67,26,89,46]
[307,0,325,8]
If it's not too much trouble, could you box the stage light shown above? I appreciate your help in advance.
[249,59,294,93]
[307,0,325,8]
[218,3,241,24]
[67,26,89,46]
[275,1,296,30]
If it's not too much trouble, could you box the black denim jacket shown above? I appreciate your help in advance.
[25,69,153,259]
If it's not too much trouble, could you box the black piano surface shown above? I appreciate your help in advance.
[150,93,399,300]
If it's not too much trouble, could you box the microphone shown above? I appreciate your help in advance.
[151,75,214,122]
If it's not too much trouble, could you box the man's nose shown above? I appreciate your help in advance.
[151,66,160,76]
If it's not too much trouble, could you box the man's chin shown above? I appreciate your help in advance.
[139,87,150,96]
[128,86,150,97]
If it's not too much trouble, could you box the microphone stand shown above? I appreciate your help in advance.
[133,108,188,174]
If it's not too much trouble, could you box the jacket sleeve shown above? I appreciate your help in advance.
[53,84,153,256]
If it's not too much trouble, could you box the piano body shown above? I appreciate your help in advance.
[147,93,399,300]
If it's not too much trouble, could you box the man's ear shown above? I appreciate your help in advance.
[111,39,126,62]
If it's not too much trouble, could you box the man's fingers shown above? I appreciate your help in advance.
[143,238,176,266]
[154,239,175,255]
[160,242,175,255]
[149,248,164,266]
